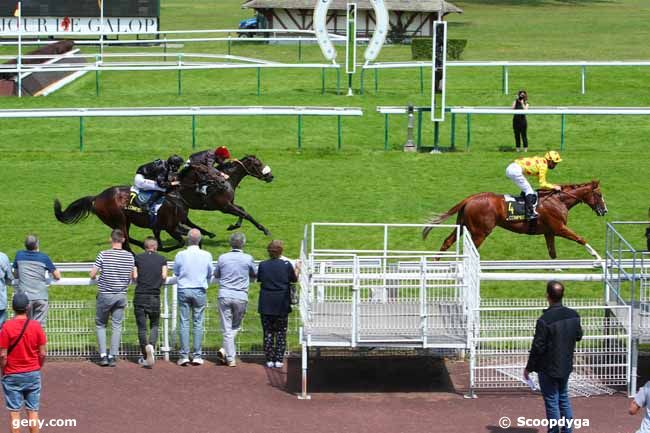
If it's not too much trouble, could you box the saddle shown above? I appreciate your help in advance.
[126,187,164,214]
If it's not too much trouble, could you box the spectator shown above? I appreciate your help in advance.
[630,381,650,433]
[173,229,213,367]
[257,240,296,369]
[89,229,135,367]
[512,89,529,152]
[524,281,583,433]
[0,251,12,328]
[0,292,47,433]
[12,235,61,327]
[215,232,256,367]
[133,237,167,368]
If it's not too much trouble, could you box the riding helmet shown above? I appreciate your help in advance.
[544,150,562,163]
[214,146,231,159]
[167,155,184,170]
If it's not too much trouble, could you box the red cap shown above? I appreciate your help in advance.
[214,146,231,159]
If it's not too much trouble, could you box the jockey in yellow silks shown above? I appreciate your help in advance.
[505,151,562,219]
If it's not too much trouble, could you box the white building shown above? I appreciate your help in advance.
[241,0,463,38]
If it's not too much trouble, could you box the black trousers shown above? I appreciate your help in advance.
[134,295,161,356]
[513,117,528,149]
[261,314,289,363]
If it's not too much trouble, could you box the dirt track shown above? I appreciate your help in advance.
[28,359,641,433]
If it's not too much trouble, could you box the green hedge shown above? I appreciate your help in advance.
[411,38,468,60]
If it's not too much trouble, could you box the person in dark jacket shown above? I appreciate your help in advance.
[257,240,296,369]
[512,89,529,152]
[524,280,583,433]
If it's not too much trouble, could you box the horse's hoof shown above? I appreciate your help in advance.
[207,233,216,239]
[227,225,237,231]
[263,229,271,236]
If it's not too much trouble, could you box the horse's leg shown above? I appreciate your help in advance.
[544,233,557,259]
[158,227,186,253]
[227,217,244,232]
[184,216,216,238]
[553,225,602,261]
[222,203,270,236]
[439,228,458,252]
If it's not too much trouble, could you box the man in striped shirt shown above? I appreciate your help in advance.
[90,229,135,367]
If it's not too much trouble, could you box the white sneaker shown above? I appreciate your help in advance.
[216,348,227,365]
[191,356,204,366]
[137,357,147,367]
[177,357,190,366]
[145,344,155,367]
[265,361,274,368]
[274,361,284,369]
[227,359,237,367]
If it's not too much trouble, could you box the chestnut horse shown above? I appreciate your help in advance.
[423,180,608,260]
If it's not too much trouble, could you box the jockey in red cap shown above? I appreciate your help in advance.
[185,146,232,195]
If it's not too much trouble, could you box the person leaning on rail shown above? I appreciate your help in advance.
[257,240,297,369]
[0,291,47,433]
[12,235,61,328]
[173,229,214,367]
[90,229,136,368]
[524,281,583,433]
[133,237,168,369]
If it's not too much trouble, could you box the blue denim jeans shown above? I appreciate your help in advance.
[2,371,41,411]
[0,309,6,329]
[178,288,206,358]
[538,373,573,433]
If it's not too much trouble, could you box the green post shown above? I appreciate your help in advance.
[79,117,84,152]
[336,68,341,95]
[337,115,342,150]
[466,113,472,151]
[450,113,456,149]
[434,121,440,148]
[297,115,303,150]
[359,68,365,95]
[192,115,197,149]
[419,66,424,95]
[298,40,302,62]
[560,114,566,150]
[321,68,325,95]
[177,54,182,96]
[384,113,389,151]
[374,68,378,94]
[257,67,261,96]
[417,110,423,149]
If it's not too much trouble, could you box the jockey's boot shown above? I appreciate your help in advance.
[525,194,539,220]
[147,191,164,213]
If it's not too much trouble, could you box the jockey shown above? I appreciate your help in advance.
[133,155,184,212]
[505,150,562,219]
[186,146,231,195]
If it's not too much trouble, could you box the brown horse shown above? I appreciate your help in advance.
[179,155,274,238]
[54,188,188,252]
[423,181,608,260]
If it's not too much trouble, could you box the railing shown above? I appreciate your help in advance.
[0,105,363,151]
[7,277,300,360]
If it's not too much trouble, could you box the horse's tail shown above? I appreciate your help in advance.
[54,196,95,224]
[422,197,471,240]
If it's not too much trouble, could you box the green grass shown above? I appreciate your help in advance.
[2,0,650,314]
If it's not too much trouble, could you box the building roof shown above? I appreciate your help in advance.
[242,0,463,14]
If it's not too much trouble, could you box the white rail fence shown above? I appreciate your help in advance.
[0,105,363,151]
[469,301,631,398]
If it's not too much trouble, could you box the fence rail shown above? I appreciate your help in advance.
[0,105,362,151]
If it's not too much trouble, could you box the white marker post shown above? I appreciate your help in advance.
[345,3,357,96]
[16,0,22,98]
[99,0,104,61]
[431,20,447,122]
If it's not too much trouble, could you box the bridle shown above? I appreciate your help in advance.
[232,158,263,178]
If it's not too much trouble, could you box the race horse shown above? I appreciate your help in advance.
[54,188,189,252]
[178,155,274,238]
[422,180,608,260]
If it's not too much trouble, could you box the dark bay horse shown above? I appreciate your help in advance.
[179,155,274,238]
[423,181,608,260]
[54,188,188,252]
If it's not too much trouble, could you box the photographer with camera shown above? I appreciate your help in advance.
[512,89,529,152]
